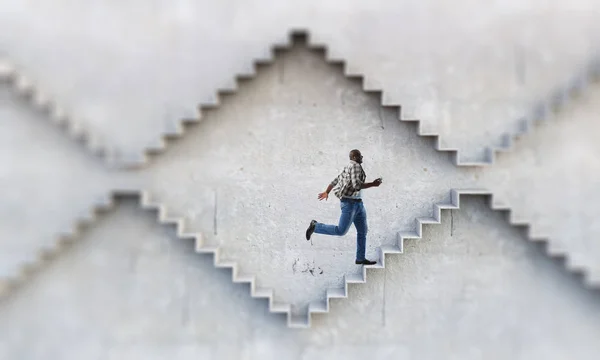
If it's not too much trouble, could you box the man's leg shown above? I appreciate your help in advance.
[353,202,375,265]
[306,201,355,240]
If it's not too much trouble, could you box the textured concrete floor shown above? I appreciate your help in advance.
[2,0,600,359]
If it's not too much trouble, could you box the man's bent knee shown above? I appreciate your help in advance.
[336,225,352,236]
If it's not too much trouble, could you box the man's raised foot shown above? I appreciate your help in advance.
[306,220,317,241]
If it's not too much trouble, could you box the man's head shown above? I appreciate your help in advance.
[349,149,363,164]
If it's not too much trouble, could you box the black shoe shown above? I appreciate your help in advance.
[355,259,377,265]
[306,220,317,241]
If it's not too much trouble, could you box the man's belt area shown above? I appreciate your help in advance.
[341,197,362,203]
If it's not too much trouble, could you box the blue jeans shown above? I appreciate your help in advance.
[314,199,368,261]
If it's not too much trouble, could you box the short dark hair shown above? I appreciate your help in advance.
[349,149,361,159]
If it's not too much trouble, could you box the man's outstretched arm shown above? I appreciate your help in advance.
[325,183,335,194]
[360,178,382,189]
[329,176,339,189]
[360,182,375,189]
[325,174,341,194]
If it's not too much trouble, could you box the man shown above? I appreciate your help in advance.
[305,149,382,265]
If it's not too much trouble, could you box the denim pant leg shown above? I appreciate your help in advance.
[353,202,368,261]
[314,201,355,236]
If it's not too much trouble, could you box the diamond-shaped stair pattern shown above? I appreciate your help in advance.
[125,35,492,324]
[2,27,599,328]
[0,80,119,299]
[475,77,600,287]
[112,33,600,326]
[3,2,600,355]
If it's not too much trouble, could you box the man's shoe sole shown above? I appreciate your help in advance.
[306,220,317,241]
[355,260,377,265]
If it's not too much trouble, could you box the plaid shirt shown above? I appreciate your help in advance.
[330,160,366,199]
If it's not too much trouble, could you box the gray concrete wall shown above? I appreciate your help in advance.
[2,0,600,164]
[0,86,117,282]
[1,198,599,359]
[2,0,600,358]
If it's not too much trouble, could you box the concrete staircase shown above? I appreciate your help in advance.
[3,0,600,166]
[1,27,600,330]
[0,74,118,299]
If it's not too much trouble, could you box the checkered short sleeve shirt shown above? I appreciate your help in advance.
[330,160,366,199]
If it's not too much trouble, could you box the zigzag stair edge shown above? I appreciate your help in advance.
[0,187,596,328]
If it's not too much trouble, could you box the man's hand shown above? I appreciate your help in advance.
[317,192,329,201]
[372,178,383,187]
